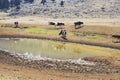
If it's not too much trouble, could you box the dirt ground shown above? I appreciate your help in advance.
[0,13,120,80]
[0,49,120,80]
[0,13,120,26]
[0,61,120,80]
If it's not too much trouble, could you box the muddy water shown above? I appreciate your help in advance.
[0,38,120,60]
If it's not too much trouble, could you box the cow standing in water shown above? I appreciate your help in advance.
[74,21,84,29]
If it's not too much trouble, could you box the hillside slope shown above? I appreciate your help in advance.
[1,0,120,18]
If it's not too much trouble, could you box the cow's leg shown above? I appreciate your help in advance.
[75,25,77,29]
[79,24,81,28]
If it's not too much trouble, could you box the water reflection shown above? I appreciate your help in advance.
[0,38,120,60]
[54,42,66,50]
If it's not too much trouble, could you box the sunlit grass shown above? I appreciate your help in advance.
[25,28,74,36]
[55,42,66,50]
[0,23,14,28]
[25,28,59,35]
[68,43,120,56]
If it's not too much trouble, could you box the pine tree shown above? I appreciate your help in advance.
[41,0,46,5]
[60,0,64,7]
[10,0,20,7]
[51,0,56,3]
[14,0,21,6]
[0,0,9,9]
[24,0,34,3]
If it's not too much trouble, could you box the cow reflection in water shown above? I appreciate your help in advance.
[54,42,66,51]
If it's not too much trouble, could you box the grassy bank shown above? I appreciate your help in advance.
[0,23,120,49]
[0,23,120,80]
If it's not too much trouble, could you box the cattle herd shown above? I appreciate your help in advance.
[49,21,84,29]
[49,22,65,26]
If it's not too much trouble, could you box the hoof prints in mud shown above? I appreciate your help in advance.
[0,50,120,73]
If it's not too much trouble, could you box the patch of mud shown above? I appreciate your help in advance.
[0,50,120,74]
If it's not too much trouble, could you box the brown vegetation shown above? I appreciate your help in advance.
[0,24,120,49]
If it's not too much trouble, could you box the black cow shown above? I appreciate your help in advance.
[112,35,120,43]
[57,22,65,26]
[74,21,84,29]
[112,35,120,39]
[49,22,56,26]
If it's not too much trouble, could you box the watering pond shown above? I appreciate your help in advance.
[0,38,120,60]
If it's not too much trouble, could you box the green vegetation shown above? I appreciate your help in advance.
[55,43,66,50]
[25,28,59,35]
[0,24,13,28]
[0,0,9,9]
[25,28,73,36]
[0,9,8,12]
[86,35,105,40]
[73,47,81,54]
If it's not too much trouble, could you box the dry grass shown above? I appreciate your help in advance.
[70,25,120,35]
[0,23,120,49]
[1,62,120,80]
[1,23,120,37]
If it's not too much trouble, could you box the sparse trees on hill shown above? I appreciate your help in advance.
[0,0,9,9]
[51,0,56,3]
[41,0,46,5]
[60,0,64,7]
[24,0,34,3]
[10,0,21,7]
[101,7,105,12]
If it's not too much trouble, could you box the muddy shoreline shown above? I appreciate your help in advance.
[0,36,120,74]
[0,49,120,74]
